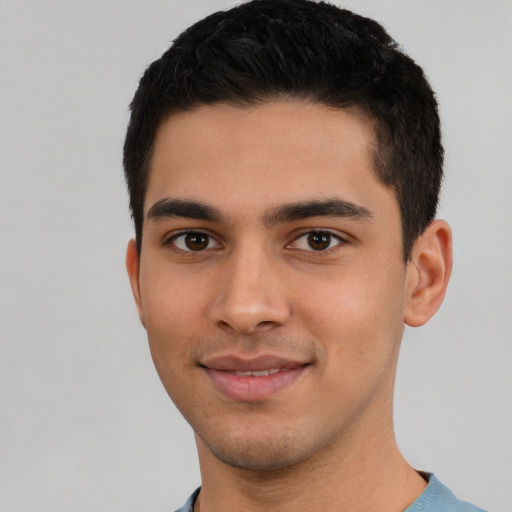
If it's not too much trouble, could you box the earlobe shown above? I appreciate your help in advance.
[404,220,453,327]
[126,239,146,328]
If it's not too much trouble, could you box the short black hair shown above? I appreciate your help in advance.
[124,0,443,261]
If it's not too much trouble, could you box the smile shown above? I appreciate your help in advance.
[201,355,309,402]
[230,368,283,377]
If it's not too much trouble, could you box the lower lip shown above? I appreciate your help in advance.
[204,366,308,402]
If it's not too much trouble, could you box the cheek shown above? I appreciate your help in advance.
[296,263,406,364]
[139,275,208,415]
[138,271,200,382]
[299,277,404,421]
[141,267,206,336]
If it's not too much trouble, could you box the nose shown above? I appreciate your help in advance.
[209,246,291,335]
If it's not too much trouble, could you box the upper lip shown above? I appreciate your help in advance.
[200,354,308,372]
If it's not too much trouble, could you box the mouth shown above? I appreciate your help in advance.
[200,355,309,402]
[227,368,283,377]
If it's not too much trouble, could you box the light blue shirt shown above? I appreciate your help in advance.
[174,473,486,511]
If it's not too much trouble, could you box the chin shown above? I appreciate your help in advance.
[198,429,325,471]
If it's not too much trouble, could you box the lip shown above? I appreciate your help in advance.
[201,355,309,402]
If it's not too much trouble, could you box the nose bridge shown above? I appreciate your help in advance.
[209,240,290,334]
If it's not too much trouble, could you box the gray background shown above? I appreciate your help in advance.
[1,1,510,511]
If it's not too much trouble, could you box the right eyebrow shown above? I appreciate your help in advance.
[147,198,223,222]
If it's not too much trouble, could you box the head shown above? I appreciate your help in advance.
[124,0,443,262]
[124,0,452,474]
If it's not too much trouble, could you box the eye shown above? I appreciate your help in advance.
[169,231,220,252]
[290,230,344,251]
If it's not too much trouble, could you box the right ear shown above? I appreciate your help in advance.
[126,239,146,328]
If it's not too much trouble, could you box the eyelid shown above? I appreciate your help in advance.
[164,230,222,251]
[286,229,347,251]
[162,228,349,253]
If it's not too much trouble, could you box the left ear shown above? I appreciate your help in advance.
[404,220,453,327]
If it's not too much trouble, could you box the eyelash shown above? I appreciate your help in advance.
[165,231,220,252]
[287,230,347,254]
[164,229,347,254]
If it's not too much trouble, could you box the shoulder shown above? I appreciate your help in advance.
[174,476,486,512]
[174,488,200,512]
[406,473,486,512]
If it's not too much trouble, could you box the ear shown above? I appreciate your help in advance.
[404,220,453,327]
[126,239,146,328]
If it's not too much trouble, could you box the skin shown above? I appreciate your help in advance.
[127,101,452,511]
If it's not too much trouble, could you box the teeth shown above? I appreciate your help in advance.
[251,370,272,377]
[234,368,282,377]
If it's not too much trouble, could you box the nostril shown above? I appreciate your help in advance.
[256,320,278,329]
[214,317,284,336]
[216,320,236,334]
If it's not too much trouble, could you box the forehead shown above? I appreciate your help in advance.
[145,101,391,221]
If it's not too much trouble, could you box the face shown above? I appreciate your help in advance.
[128,102,413,471]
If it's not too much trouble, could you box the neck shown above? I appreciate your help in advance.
[194,419,426,512]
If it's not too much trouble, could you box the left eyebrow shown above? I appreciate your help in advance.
[263,198,373,226]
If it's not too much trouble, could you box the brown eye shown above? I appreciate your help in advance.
[171,232,219,252]
[288,230,343,252]
[307,231,332,251]
[185,233,209,250]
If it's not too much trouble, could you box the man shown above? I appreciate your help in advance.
[124,1,485,510]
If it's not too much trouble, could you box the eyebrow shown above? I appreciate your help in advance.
[147,198,223,222]
[263,198,373,225]
[146,197,372,225]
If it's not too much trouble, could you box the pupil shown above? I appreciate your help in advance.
[308,232,330,250]
[185,233,208,250]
